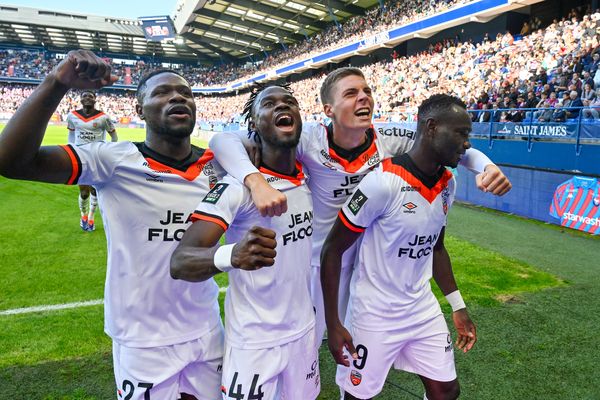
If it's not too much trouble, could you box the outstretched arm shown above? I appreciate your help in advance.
[320,218,362,366]
[171,222,277,282]
[209,131,287,217]
[461,148,512,196]
[0,50,116,182]
[432,227,477,353]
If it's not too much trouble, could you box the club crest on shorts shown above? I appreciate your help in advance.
[350,370,362,386]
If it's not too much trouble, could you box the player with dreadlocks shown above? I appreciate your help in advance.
[171,84,321,400]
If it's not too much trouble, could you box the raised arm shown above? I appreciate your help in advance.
[432,227,477,353]
[461,148,512,196]
[209,131,287,216]
[171,222,278,282]
[320,218,362,366]
[0,50,116,183]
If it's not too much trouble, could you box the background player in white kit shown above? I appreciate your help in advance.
[0,50,224,400]
[66,90,118,231]
[170,85,320,400]
[209,67,512,344]
[321,94,478,400]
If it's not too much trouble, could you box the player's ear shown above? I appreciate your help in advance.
[323,103,334,118]
[136,103,144,120]
[425,118,437,137]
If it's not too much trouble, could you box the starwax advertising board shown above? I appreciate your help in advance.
[550,176,600,235]
[139,16,176,41]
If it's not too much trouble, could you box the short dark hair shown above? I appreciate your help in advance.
[242,82,293,137]
[136,69,187,103]
[320,67,365,105]
[81,90,96,98]
[417,94,467,130]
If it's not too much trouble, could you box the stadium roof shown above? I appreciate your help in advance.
[0,1,380,62]
[172,0,380,62]
[0,4,196,59]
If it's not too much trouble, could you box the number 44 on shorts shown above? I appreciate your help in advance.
[225,372,264,400]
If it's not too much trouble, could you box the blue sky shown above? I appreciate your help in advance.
[5,0,176,19]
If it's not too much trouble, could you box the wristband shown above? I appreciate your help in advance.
[213,244,235,272]
[445,290,466,312]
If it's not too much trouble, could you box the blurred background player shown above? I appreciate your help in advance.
[66,90,118,231]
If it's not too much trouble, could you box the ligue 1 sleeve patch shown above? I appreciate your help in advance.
[202,183,229,204]
[348,189,368,215]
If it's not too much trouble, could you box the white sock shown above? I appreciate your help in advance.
[88,194,98,222]
[78,194,89,218]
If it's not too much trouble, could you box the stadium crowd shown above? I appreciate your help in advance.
[0,0,469,87]
[1,8,600,126]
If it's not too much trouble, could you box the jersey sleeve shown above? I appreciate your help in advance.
[374,122,417,158]
[549,182,568,219]
[66,113,75,131]
[60,141,126,186]
[208,130,260,184]
[339,167,391,233]
[191,176,248,231]
[459,147,492,174]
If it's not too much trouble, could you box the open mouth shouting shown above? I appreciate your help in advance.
[274,112,297,132]
[167,105,192,121]
[354,107,371,119]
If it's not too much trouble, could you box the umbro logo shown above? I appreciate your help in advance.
[145,173,163,183]
[402,202,417,213]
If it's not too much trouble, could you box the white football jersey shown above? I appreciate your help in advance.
[191,163,315,350]
[297,123,415,267]
[339,154,456,331]
[209,123,491,268]
[67,109,115,145]
[61,141,223,348]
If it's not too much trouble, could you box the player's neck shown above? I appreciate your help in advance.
[407,147,441,177]
[81,106,96,116]
[144,135,192,161]
[260,146,297,176]
[331,122,368,150]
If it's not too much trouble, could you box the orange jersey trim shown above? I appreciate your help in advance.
[191,211,229,231]
[59,144,81,185]
[145,149,215,182]
[382,158,452,204]
[258,161,305,186]
[338,210,365,233]
[326,127,379,173]
[72,110,105,122]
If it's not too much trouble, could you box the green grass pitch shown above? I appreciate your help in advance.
[1,124,599,399]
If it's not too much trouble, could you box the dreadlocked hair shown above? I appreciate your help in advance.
[242,82,293,142]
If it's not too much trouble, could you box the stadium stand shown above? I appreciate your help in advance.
[2,4,600,133]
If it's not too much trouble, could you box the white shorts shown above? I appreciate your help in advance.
[112,323,224,400]
[221,327,320,400]
[311,263,354,348]
[337,314,456,399]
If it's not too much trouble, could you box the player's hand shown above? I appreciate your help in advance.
[452,309,477,353]
[52,50,118,90]
[245,172,288,217]
[327,322,358,367]
[476,164,512,196]
[231,226,277,270]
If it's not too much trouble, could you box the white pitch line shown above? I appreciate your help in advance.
[1,287,228,316]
